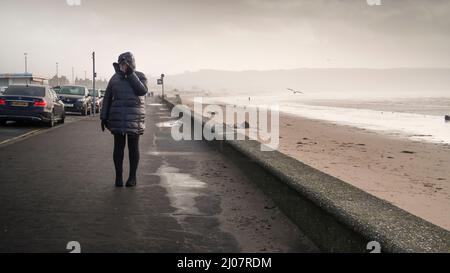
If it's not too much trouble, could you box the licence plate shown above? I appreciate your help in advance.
[11,101,28,107]
[64,104,74,107]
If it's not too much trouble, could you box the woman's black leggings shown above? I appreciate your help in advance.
[113,134,140,180]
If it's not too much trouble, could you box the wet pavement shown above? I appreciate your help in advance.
[0,97,318,253]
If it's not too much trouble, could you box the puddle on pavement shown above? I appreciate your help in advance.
[156,164,206,216]
[155,119,182,128]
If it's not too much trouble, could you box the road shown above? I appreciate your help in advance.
[0,98,318,253]
[0,114,82,145]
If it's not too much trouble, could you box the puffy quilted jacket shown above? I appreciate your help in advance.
[100,52,148,135]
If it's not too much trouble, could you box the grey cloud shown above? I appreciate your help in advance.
[0,0,449,78]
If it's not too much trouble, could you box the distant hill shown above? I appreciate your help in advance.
[164,68,450,97]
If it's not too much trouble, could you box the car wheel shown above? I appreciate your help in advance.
[47,112,55,127]
[60,112,65,124]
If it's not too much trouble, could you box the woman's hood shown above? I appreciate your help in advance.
[113,52,136,73]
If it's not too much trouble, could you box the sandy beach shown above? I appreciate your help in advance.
[182,97,450,231]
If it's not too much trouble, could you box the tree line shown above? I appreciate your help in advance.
[48,75,108,90]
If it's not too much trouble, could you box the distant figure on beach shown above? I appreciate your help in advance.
[100,52,148,188]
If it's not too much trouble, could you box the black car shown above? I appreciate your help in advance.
[0,85,65,127]
[58,85,93,116]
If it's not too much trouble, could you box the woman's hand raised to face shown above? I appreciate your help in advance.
[124,61,135,75]
[119,63,128,73]
[126,65,135,75]
[119,62,135,76]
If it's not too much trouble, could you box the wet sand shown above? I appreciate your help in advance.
[182,97,450,231]
[277,113,450,231]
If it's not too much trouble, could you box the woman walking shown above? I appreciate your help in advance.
[100,52,148,187]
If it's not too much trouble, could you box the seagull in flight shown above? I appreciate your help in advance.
[287,88,304,94]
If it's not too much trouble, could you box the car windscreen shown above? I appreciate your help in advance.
[59,86,85,96]
[4,86,46,97]
[89,89,100,97]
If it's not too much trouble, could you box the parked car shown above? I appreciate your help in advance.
[0,85,65,127]
[58,85,93,115]
[53,86,61,94]
[89,89,104,113]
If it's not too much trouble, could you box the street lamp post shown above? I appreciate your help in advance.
[92,52,97,115]
[24,53,28,74]
[158,73,165,98]
[56,62,59,86]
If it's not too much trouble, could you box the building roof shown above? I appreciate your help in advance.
[0,73,48,80]
[7,84,48,88]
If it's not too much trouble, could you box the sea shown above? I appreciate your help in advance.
[198,92,450,144]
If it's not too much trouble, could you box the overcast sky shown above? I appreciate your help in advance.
[0,0,449,79]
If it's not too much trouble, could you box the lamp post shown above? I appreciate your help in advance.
[158,73,165,98]
[56,62,59,86]
[92,52,97,115]
[24,53,28,74]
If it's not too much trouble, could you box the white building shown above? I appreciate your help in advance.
[0,73,48,88]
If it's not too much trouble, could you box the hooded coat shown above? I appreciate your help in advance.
[100,52,148,135]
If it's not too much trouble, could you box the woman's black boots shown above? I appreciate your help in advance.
[115,175,124,187]
[113,134,139,188]
[125,177,136,187]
